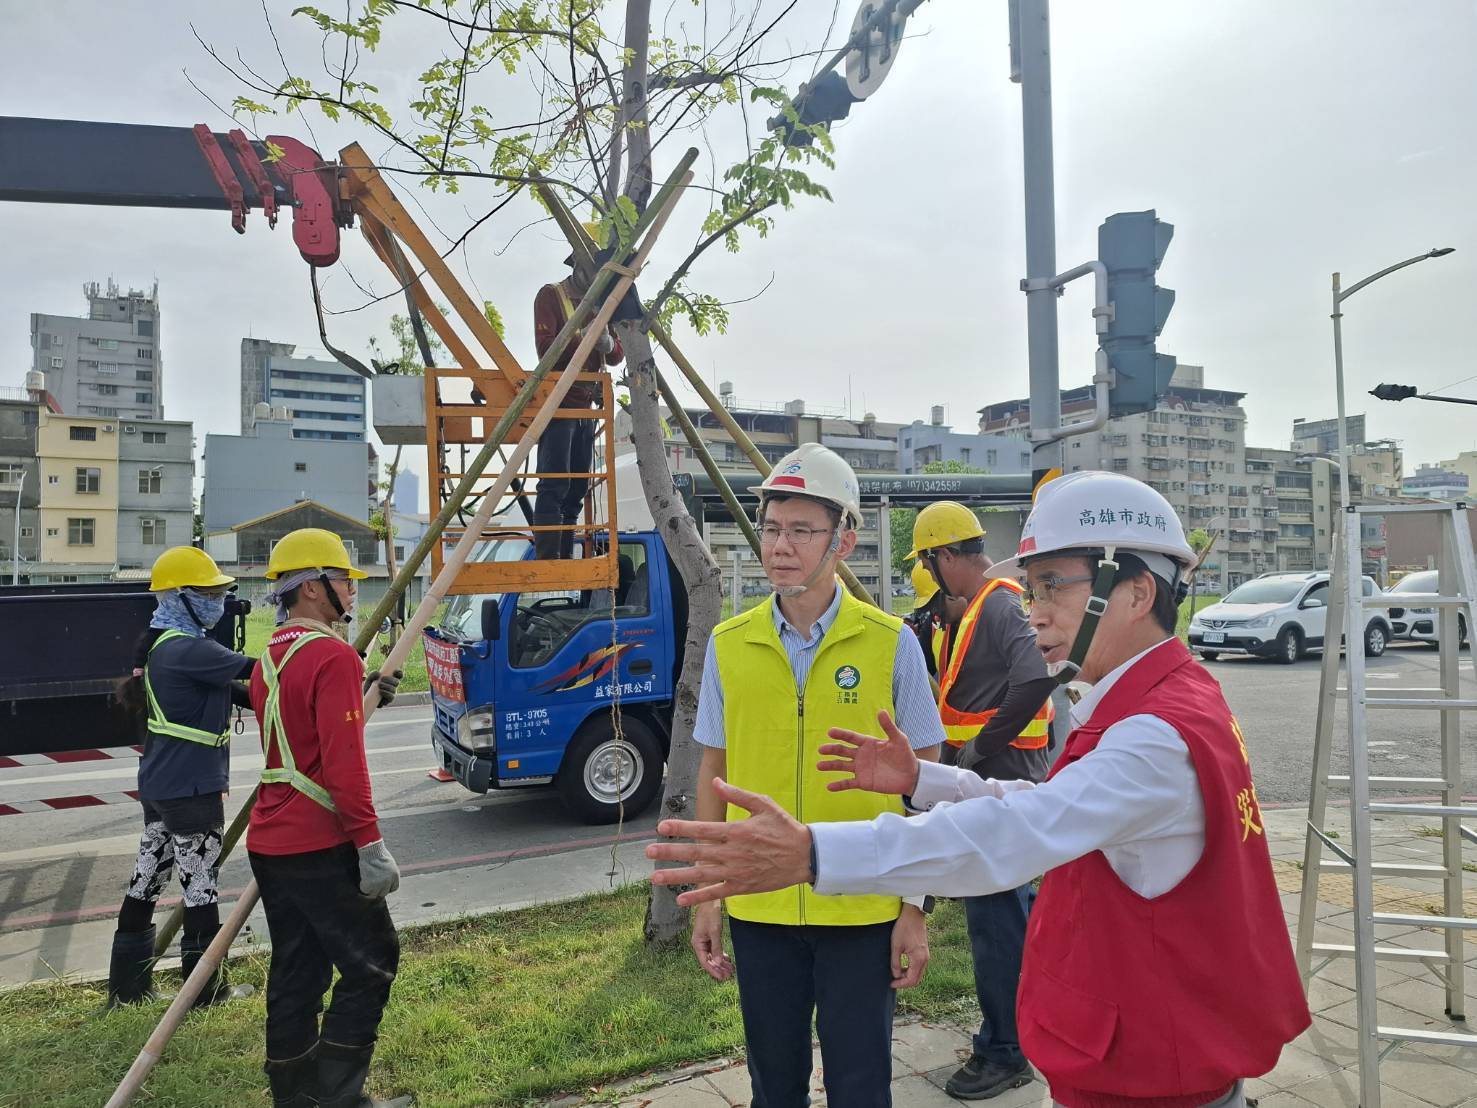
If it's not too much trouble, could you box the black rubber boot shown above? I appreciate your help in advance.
[180,927,254,1008]
[265,1048,318,1108]
[105,926,158,1008]
[315,1040,414,1108]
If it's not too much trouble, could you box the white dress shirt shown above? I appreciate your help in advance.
[811,639,1207,899]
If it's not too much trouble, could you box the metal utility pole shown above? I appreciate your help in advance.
[1010,0,1061,492]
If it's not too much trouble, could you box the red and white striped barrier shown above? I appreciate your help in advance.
[0,789,141,817]
[0,746,142,770]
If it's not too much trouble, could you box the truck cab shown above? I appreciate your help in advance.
[425,531,686,823]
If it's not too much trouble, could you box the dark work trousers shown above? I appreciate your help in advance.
[964,884,1034,1067]
[728,917,896,1108]
[532,408,596,559]
[248,844,400,1059]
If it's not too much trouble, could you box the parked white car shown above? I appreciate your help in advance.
[1386,569,1468,648]
[1187,571,1391,664]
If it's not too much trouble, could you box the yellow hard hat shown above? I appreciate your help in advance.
[911,561,940,610]
[581,220,605,246]
[265,528,368,581]
[150,546,234,592]
[907,501,986,559]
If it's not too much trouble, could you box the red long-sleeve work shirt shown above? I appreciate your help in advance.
[533,280,623,405]
[246,624,381,855]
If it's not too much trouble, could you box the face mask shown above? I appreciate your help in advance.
[182,590,227,631]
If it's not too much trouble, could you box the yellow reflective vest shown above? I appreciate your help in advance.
[714,589,905,926]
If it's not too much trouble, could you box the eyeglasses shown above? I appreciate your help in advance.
[1020,573,1095,612]
[759,524,835,547]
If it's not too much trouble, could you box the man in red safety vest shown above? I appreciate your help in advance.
[647,471,1311,1108]
[906,501,1055,1098]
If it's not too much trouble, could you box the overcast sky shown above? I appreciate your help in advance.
[2,0,1474,488]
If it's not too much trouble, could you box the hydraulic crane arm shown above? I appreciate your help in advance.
[0,116,346,266]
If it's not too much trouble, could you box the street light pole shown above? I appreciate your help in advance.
[1011,0,1062,492]
[1331,248,1456,510]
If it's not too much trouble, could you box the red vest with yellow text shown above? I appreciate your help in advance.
[1017,638,1309,1108]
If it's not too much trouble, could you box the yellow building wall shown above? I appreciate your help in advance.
[37,412,120,565]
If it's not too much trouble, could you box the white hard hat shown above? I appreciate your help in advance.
[1001,471,1195,582]
[750,443,863,530]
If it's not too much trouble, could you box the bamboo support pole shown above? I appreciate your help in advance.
[109,168,690,1108]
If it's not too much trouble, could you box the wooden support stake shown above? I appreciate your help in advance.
[107,166,693,1108]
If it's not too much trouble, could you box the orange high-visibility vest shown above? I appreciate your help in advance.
[938,577,1054,750]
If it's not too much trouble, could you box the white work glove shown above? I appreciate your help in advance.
[595,331,615,355]
[364,669,403,706]
[357,839,401,899]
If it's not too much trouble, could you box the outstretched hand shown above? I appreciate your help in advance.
[647,779,813,908]
[817,710,921,797]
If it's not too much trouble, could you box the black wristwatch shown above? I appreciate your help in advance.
[920,895,936,915]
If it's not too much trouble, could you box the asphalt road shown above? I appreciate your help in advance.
[1202,640,1477,806]
[0,706,657,937]
[2,643,1472,942]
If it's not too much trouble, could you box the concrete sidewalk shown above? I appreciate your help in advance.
[541,806,1477,1107]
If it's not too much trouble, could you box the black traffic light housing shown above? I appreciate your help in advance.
[1099,210,1176,416]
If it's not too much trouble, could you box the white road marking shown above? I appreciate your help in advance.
[0,744,432,789]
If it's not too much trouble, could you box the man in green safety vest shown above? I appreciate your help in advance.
[247,528,410,1108]
[687,443,945,1107]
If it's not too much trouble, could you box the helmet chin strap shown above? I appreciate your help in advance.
[763,500,848,600]
[1048,545,1119,685]
[319,572,352,624]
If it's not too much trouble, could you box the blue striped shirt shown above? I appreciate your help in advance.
[693,583,945,751]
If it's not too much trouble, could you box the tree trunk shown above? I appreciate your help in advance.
[617,322,721,946]
[613,0,719,946]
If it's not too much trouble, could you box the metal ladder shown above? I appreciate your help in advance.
[1296,501,1477,1104]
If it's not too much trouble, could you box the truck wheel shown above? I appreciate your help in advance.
[1275,627,1301,665]
[557,716,663,825]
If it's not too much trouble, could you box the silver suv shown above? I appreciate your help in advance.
[1187,571,1391,664]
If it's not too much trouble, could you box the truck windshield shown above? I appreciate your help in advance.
[509,541,651,668]
[438,535,534,641]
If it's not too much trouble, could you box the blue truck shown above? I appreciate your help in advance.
[424,530,688,824]
[420,469,1035,824]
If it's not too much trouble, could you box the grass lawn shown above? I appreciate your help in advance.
[244,609,431,695]
[0,885,977,1108]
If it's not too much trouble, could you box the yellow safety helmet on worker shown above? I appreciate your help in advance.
[906,501,985,560]
[910,560,940,611]
[265,528,368,580]
[999,471,1195,684]
[149,546,234,592]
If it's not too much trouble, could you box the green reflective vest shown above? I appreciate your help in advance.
[144,630,231,748]
[258,631,338,812]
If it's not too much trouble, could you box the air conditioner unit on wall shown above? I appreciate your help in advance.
[123,425,137,434]
[103,425,115,433]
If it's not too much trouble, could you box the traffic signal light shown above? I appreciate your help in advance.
[1370,383,1418,402]
[1099,210,1176,416]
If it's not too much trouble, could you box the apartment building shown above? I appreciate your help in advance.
[978,366,1250,591]
[117,418,195,568]
[30,281,164,422]
[36,411,121,566]
[241,338,367,442]
[0,391,43,572]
